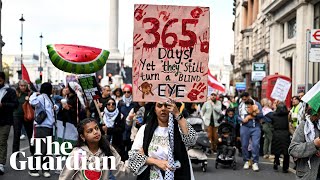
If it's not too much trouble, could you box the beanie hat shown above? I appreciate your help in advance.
[123,84,132,92]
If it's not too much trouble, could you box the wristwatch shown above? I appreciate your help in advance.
[175,114,183,121]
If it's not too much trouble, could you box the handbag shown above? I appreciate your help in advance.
[35,96,47,124]
[22,101,34,122]
[22,92,34,122]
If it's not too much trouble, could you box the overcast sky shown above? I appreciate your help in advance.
[1,0,234,65]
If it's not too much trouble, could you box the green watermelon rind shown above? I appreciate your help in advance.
[47,44,109,74]
[81,170,102,180]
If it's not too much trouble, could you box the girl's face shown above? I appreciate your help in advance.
[115,91,121,97]
[106,100,116,111]
[227,111,234,118]
[81,121,101,144]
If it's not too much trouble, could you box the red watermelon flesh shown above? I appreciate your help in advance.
[82,170,102,180]
[55,44,102,63]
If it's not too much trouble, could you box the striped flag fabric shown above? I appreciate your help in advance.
[208,69,225,93]
[302,81,320,113]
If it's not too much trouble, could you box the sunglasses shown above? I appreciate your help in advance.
[107,103,116,106]
[124,91,131,94]
[156,103,169,108]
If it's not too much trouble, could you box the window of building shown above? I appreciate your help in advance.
[246,36,249,45]
[281,23,285,43]
[288,18,296,39]
[314,2,320,28]
[246,47,249,59]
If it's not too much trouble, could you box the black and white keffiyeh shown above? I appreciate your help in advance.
[165,113,175,180]
[103,107,119,128]
[122,95,132,107]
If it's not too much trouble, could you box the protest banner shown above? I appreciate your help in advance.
[132,4,210,102]
[271,78,291,102]
[78,75,103,122]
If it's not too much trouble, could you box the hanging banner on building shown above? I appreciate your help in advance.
[78,75,102,101]
[309,29,320,62]
[251,63,266,81]
[132,4,210,102]
[271,78,291,102]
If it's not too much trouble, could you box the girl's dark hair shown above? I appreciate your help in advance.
[226,107,235,114]
[275,102,289,115]
[40,82,52,96]
[76,118,114,157]
[113,88,123,97]
[245,99,254,105]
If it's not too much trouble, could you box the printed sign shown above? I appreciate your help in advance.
[132,4,210,102]
[251,63,266,81]
[271,78,291,102]
[309,29,320,62]
[78,75,102,101]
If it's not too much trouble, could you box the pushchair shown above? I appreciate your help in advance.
[186,114,211,172]
[215,122,237,170]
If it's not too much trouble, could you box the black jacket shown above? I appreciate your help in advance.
[0,86,19,126]
[106,113,125,159]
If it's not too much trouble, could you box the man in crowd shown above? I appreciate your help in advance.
[0,72,18,175]
[89,85,111,121]
[238,92,263,172]
[202,92,222,153]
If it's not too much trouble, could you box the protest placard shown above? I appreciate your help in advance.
[132,4,210,102]
[78,75,102,101]
[271,78,291,102]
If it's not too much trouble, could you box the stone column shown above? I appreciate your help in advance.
[247,0,253,26]
[103,0,123,79]
[253,0,259,21]
[109,0,119,54]
[242,6,247,30]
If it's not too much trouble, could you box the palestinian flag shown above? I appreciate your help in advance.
[302,81,320,113]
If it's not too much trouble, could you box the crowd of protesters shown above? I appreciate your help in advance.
[0,70,319,179]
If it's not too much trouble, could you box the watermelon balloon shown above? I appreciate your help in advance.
[47,44,109,74]
[81,170,102,180]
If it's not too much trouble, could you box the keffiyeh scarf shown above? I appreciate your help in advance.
[103,107,119,128]
[304,115,320,143]
[165,113,175,180]
[122,95,132,107]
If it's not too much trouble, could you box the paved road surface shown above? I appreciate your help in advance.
[2,127,296,180]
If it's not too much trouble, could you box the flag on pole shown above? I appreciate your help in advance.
[208,69,225,93]
[21,63,31,83]
[302,81,320,113]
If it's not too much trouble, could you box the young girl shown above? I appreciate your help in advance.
[59,118,130,180]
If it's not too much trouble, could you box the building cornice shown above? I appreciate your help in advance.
[240,28,253,34]
[252,49,269,60]
[239,59,251,66]
[262,0,292,14]
[277,42,296,54]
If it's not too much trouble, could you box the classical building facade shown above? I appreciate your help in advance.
[262,0,320,94]
[233,0,270,98]
[234,0,320,97]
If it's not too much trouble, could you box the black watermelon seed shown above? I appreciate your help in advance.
[66,51,70,55]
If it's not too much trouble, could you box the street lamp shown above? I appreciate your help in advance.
[18,14,25,79]
[39,33,43,82]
